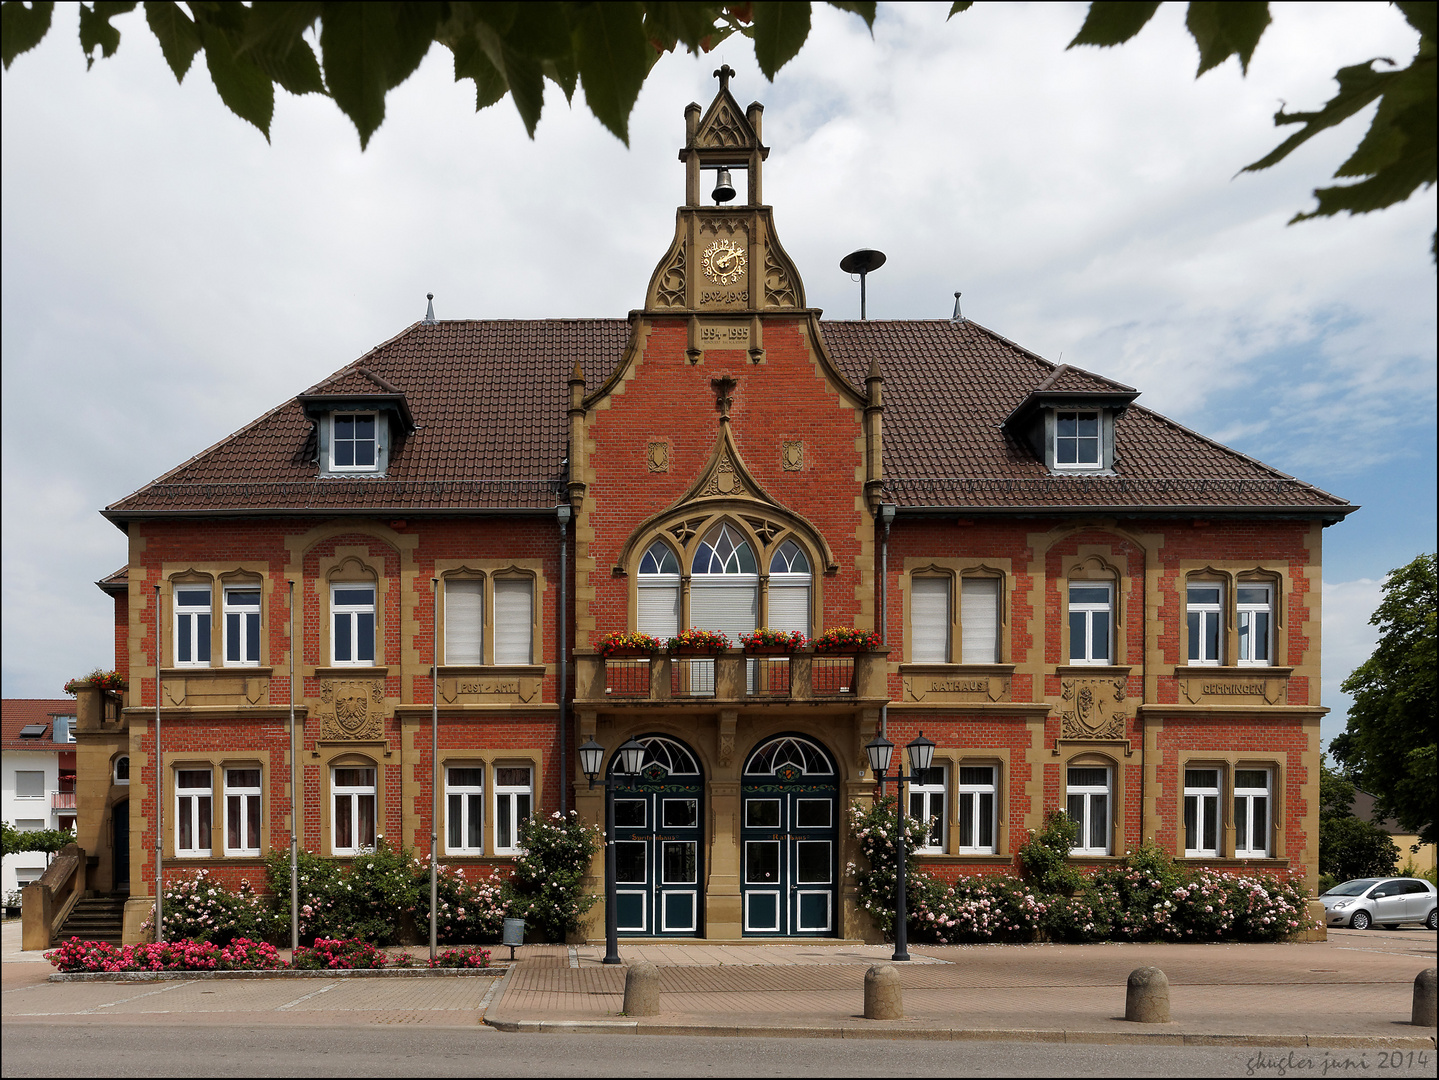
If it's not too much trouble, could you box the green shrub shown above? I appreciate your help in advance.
[412,863,509,944]
[265,841,420,945]
[502,811,602,943]
[142,870,275,944]
[1018,811,1084,894]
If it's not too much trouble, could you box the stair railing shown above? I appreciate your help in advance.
[21,842,86,950]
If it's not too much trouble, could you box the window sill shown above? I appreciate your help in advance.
[161,667,274,678]
[900,663,1015,676]
[1055,665,1132,676]
[314,666,390,677]
[1172,665,1292,677]
[437,665,546,676]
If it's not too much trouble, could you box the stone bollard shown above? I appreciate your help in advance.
[1125,966,1171,1023]
[864,963,904,1020]
[1413,968,1437,1027]
[623,961,660,1017]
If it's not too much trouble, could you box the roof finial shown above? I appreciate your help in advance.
[714,64,735,92]
[950,291,964,325]
[423,293,436,325]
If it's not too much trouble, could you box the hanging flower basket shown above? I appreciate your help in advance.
[740,629,808,654]
[666,629,731,655]
[812,627,881,654]
[597,631,664,659]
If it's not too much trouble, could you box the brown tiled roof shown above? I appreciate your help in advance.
[96,566,128,594]
[821,320,1352,514]
[2,699,76,751]
[107,320,631,515]
[105,317,1352,518]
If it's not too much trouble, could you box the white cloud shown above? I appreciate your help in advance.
[1320,577,1385,751]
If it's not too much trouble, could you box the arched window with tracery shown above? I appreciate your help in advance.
[690,523,758,641]
[637,541,681,640]
[767,539,811,637]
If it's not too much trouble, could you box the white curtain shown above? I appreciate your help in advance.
[911,577,950,663]
[961,578,999,663]
[493,578,533,664]
[444,579,484,664]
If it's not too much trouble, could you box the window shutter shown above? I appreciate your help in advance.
[767,584,810,636]
[690,581,758,638]
[961,578,999,663]
[911,578,950,663]
[445,579,484,664]
[638,583,681,639]
[493,579,533,665]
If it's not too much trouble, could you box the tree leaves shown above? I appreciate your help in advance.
[1184,1,1270,76]
[142,1,200,82]
[750,2,810,80]
[1,0,54,70]
[319,1,443,149]
[1068,2,1160,48]
[78,1,136,70]
[573,1,649,143]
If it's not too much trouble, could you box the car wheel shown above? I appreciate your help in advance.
[1427,908,1437,931]
[1350,910,1371,930]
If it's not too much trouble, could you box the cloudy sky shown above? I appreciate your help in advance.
[3,2,1434,749]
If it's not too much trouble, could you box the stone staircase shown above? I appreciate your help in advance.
[55,895,128,945]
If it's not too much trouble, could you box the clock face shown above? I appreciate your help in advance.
[701,238,747,286]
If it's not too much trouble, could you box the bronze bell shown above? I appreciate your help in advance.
[712,167,736,204]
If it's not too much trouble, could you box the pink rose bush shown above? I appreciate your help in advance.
[46,936,283,973]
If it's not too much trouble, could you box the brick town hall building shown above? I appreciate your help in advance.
[71,76,1354,944]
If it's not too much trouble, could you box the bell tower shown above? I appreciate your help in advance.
[643,67,808,364]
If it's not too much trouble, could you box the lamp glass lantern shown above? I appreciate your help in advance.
[906,732,936,775]
[578,738,604,782]
[864,734,895,777]
[617,737,647,776]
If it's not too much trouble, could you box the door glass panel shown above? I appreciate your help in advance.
[614,799,646,828]
[662,841,697,884]
[746,799,781,829]
[795,799,831,828]
[745,840,780,884]
[615,841,647,884]
[796,841,830,883]
[662,799,698,829]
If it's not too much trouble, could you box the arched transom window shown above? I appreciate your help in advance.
[690,524,758,640]
[767,539,812,637]
[745,735,835,777]
[610,735,702,778]
[637,541,682,639]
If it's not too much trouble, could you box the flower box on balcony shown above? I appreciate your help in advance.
[597,631,665,659]
[740,629,807,654]
[812,628,881,654]
[666,629,731,655]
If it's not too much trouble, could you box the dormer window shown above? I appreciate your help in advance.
[1054,411,1101,469]
[331,413,379,471]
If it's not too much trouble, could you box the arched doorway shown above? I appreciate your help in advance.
[609,734,704,936]
[740,734,839,936]
[112,799,129,892]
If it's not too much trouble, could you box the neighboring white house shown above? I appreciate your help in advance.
[2,698,78,900]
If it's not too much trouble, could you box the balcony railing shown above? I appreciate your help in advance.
[586,648,887,704]
[50,791,76,810]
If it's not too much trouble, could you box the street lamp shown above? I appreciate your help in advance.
[864,730,936,963]
[578,735,647,965]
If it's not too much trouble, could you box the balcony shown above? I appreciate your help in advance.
[50,791,76,810]
[576,649,888,706]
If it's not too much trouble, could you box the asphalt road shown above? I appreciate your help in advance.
[2,1024,1435,1078]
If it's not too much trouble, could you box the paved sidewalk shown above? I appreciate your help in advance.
[484,930,1439,1047]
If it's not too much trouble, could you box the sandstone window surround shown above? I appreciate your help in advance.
[330,583,376,667]
[1178,568,1284,669]
[1067,582,1114,666]
[907,763,947,854]
[956,764,999,855]
[223,585,263,666]
[175,767,213,858]
[1186,581,1224,666]
[904,563,1007,665]
[161,567,274,673]
[331,763,377,856]
[438,568,539,667]
[174,585,212,668]
[444,764,484,856]
[1066,762,1113,856]
[1175,760,1277,861]
[1183,767,1222,857]
[223,766,263,857]
[493,765,533,855]
[1233,768,1272,858]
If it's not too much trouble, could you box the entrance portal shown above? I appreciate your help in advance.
[112,799,129,891]
[740,735,839,936]
[611,735,704,936]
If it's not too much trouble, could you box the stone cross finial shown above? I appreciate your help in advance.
[714,64,735,91]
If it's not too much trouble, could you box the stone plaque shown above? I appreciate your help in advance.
[695,322,750,347]
[439,677,540,705]
[1181,672,1286,706]
[1059,676,1128,740]
[319,679,385,740]
[647,441,669,472]
[782,440,804,471]
[903,673,1009,703]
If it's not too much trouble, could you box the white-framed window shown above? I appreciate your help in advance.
[331,766,376,855]
[961,578,1000,663]
[331,584,376,666]
[957,765,998,854]
[445,766,485,855]
[911,576,951,663]
[1183,768,1221,857]
[114,756,130,784]
[1233,769,1271,858]
[1068,582,1112,665]
[1187,583,1223,665]
[223,768,262,856]
[1054,410,1101,469]
[443,578,485,665]
[1237,584,1272,666]
[330,412,379,471]
[174,586,212,667]
[908,765,947,853]
[176,768,213,857]
[690,523,759,642]
[1066,766,1111,855]
[493,766,532,855]
[637,541,682,640]
[493,578,534,665]
[14,771,44,798]
[224,587,262,666]
[767,539,812,637]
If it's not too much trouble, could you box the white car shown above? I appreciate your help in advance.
[1319,877,1438,930]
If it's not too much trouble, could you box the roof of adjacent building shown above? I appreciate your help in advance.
[2,699,76,751]
[104,317,1353,519]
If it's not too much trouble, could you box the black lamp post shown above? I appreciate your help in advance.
[864,730,936,963]
[578,735,647,965]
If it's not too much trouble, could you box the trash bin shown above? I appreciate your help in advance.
[502,918,525,961]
